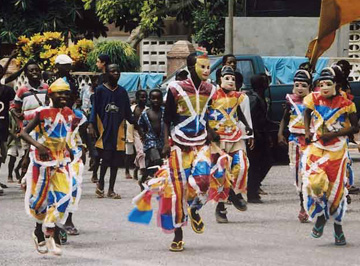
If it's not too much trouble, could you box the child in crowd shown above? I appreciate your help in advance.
[132,90,148,181]
[138,89,164,189]
[208,66,254,223]
[303,66,359,246]
[125,99,136,180]
[278,69,312,223]
[21,78,83,255]
[7,107,22,183]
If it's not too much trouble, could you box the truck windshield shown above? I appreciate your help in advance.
[237,60,255,86]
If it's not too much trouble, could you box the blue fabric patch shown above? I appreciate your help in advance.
[192,161,210,176]
[315,105,345,122]
[48,122,67,138]
[128,208,153,224]
[160,214,175,230]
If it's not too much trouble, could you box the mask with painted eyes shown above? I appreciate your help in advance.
[293,81,310,98]
[319,79,336,98]
[195,57,210,81]
[221,74,236,91]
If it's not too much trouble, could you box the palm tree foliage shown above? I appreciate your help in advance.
[0,0,107,44]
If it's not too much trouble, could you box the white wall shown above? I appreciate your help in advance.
[227,17,349,57]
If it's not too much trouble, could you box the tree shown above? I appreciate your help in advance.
[83,0,246,54]
[0,0,107,44]
[82,0,201,48]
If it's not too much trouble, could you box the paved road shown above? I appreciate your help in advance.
[1,153,360,266]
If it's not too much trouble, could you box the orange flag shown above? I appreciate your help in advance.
[306,0,360,68]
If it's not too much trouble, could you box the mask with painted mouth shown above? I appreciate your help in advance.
[195,57,210,81]
[293,81,310,97]
[319,80,336,98]
[220,66,236,91]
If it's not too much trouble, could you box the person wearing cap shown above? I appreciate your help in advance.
[49,54,79,108]
[207,65,254,223]
[303,67,359,246]
[278,69,313,223]
[21,78,85,255]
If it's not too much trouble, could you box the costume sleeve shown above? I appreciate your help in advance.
[164,89,176,125]
[303,93,314,110]
[347,102,357,114]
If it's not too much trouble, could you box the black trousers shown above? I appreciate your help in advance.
[247,136,272,198]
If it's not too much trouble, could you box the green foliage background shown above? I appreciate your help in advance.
[0,0,107,44]
[86,41,140,72]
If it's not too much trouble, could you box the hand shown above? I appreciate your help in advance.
[247,138,255,150]
[88,123,97,138]
[37,145,50,161]
[162,143,170,158]
[277,134,287,146]
[10,49,18,58]
[245,126,253,136]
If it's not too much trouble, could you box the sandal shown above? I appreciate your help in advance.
[298,210,309,223]
[0,182,8,189]
[65,225,80,236]
[188,207,205,234]
[169,240,185,252]
[107,191,121,199]
[334,232,346,246]
[32,232,48,254]
[311,224,325,238]
[95,188,104,198]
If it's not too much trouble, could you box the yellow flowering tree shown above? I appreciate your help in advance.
[16,32,94,71]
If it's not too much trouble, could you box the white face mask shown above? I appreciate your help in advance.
[319,79,336,98]
[221,74,236,91]
[293,81,310,98]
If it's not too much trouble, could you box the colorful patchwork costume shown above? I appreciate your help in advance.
[67,109,87,213]
[208,87,253,202]
[286,93,307,191]
[25,80,86,228]
[129,77,215,232]
[302,92,356,224]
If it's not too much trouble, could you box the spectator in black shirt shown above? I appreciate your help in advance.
[246,74,274,203]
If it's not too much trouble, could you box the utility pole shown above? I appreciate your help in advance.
[226,0,234,54]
